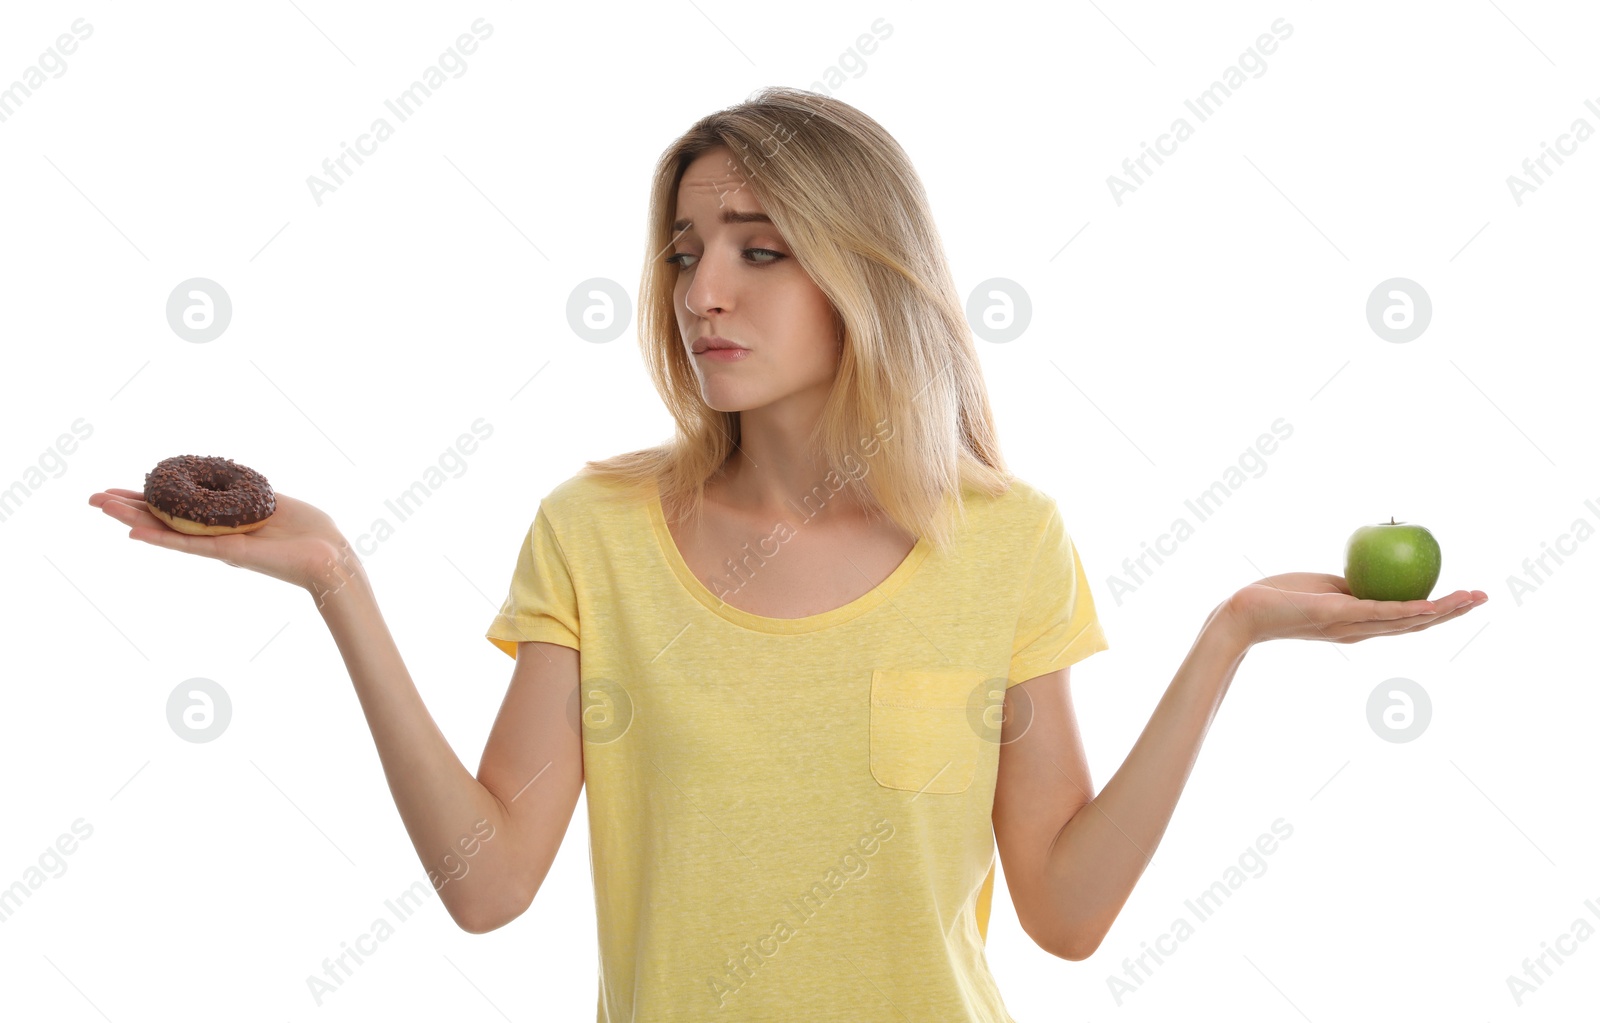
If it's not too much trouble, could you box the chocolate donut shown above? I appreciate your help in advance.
[144,455,275,535]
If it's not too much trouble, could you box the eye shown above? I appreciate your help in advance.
[664,248,785,270]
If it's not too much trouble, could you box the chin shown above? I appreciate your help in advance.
[699,382,765,413]
[703,397,761,414]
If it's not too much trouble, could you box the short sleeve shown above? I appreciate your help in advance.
[485,504,580,659]
[1008,499,1108,685]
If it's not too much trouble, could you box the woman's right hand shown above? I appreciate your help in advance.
[89,488,361,598]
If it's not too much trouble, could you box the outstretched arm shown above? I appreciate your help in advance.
[996,575,1484,960]
[995,601,1246,960]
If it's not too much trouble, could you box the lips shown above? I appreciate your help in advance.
[692,336,748,354]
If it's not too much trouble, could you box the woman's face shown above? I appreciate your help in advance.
[670,146,840,416]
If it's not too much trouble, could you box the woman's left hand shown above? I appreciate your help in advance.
[1219,572,1486,649]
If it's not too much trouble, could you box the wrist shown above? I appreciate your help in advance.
[306,538,368,612]
[1206,596,1257,657]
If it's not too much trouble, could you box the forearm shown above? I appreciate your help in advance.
[311,555,525,932]
[1044,602,1252,958]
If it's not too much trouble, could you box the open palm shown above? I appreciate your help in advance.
[1225,571,1486,647]
[89,487,354,594]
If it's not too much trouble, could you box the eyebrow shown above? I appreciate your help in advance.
[670,210,773,233]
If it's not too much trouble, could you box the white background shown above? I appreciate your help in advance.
[2,1,1596,1019]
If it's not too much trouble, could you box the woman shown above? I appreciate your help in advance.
[91,86,1485,1021]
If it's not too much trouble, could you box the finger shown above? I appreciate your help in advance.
[1397,595,1484,632]
[1363,597,1444,621]
[1345,601,1477,638]
[127,523,223,557]
[1349,588,1477,622]
[1407,592,1478,616]
[1388,603,1478,635]
[89,488,146,504]
[105,501,192,538]
[98,499,160,527]
[96,499,132,520]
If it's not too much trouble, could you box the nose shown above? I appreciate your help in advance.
[683,250,730,319]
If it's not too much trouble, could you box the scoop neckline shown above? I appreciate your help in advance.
[647,478,932,635]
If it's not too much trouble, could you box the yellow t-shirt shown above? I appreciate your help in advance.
[486,470,1108,1022]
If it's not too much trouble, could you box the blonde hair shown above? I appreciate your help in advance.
[580,85,1013,552]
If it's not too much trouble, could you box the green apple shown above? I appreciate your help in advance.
[1344,517,1442,602]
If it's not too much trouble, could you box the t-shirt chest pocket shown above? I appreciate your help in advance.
[868,668,988,794]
